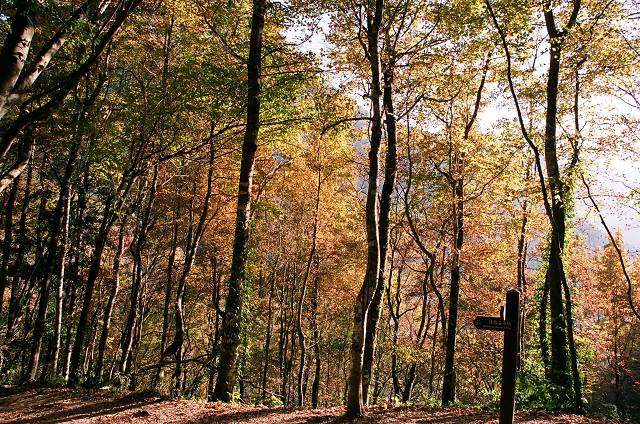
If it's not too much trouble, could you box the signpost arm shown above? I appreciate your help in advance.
[499,289,521,424]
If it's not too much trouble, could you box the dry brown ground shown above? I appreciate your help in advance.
[0,388,615,423]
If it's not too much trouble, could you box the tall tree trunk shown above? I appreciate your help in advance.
[207,257,222,400]
[94,219,126,382]
[261,270,275,402]
[296,154,322,407]
[62,170,90,382]
[212,0,265,402]
[441,58,487,405]
[278,267,288,402]
[165,141,214,396]
[362,59,397,406]
[0,174,19,317]
[543,8,575,395]
[441,155,463,406]
[387,264,401,399]
[68,193,117,386]
[50,173,72,376]
[6,153,32,337]
[27,142,79,381]
[346,0,384,417]
[157,206,180,386]
[120,168,158,374]
[310,260,321,409]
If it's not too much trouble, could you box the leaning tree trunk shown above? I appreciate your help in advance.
[0,0,142,191]
[0,0,36,117]
[212,0,265,402]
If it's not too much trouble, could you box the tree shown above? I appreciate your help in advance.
[213,0,266,402]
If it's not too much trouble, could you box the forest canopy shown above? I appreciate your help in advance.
[0,0,639,421]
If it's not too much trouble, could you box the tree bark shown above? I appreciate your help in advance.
[310,265,321,408]
[6,152,32,337]
[68,192,118,386]
[50,159,73,377]
[27,141,79,381]
[120,167,158,374]
[166,141,214,396]
[212,0,265,402]
[362,58,397,406]
[0,0,35,117]
[296,152,321,407]
[94,219,126,382]
[261,271,275,402]
[346,0,384,417]
[0,174,19,317]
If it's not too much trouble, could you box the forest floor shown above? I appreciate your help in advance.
[0,387,616,423]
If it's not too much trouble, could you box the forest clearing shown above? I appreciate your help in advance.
[1,0,640,422]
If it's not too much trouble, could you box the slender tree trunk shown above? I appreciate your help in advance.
[261,272,275,402]
[94,219,126,382]
[384,252,400,400]
[157,204,180,386]
[50,177,72,376]
[441,58,487,405]
[442,162,463,405]
[6,153,32,337]
[121,169,158,374]
[296,158,321,407]
[362,60,397,406]
[61,280,77,381]
[346,0,384,417]
[207,258,222,400]
[0,175,19,317]
[166,142,214,396]
[310,262,321,409]
[27,143,78,381]
[68,193,117,386]
[278,268,287,402]
[213,0,265,402]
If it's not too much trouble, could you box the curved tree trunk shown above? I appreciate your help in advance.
[362,59,397,406]
[346,0,384,417]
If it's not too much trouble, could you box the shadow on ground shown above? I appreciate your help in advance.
[0,388,612,423]
[0,388,160,423]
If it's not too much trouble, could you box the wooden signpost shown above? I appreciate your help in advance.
[473,289,521,424]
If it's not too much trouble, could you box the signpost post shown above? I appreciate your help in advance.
[473,289,521,424]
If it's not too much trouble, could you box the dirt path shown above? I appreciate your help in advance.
[0,388,613,423]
